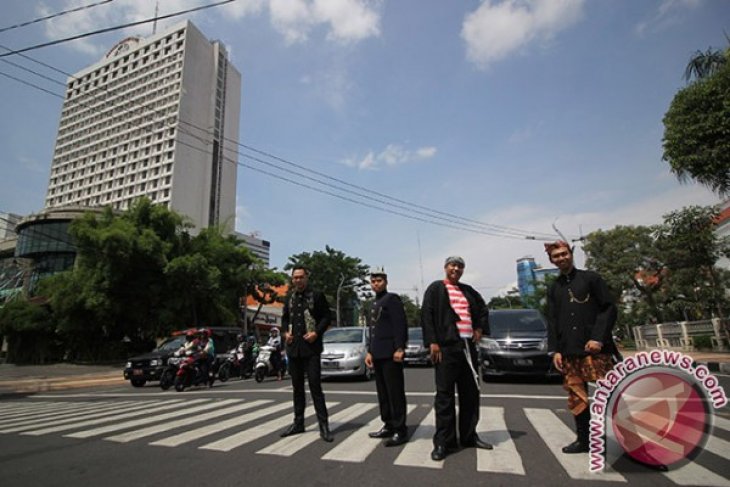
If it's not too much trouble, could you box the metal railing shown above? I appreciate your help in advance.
[633,318,729,351]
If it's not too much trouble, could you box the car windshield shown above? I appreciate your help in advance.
[324,328,364,343]
[489,312,546,338]
[408,328,423,341]
[157,336,186,351]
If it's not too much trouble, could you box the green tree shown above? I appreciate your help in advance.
[40,198,285,361]
[487,288,523,309]
[654,205,730,319]
[522,274,557,319]
[684,47,727,82]
[663,49,730,195]
[0,298,58,364]
[584,225,666,322]
[399,294,421,326]
[284,245,370,327]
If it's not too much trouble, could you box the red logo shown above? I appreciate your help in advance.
[611,370,711,467]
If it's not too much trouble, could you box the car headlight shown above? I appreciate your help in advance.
[350,346,366,359]
[149,359,161,367]
[538,339,548,351]
[483,339,501,351]
[125,361,132,369]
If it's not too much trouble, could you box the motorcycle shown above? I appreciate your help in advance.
[174,355,210,391]
[254,345,286,383]
[159,356,183,390]
[217,347,256,382]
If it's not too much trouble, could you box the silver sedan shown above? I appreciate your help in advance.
[320,327,373,380]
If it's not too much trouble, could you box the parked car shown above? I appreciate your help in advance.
[479,309,559,379]
[320,327,373,380]
[123,327,242,387]
[404,327,430,366]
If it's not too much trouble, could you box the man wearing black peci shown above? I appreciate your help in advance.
[364,267,409,447]
[421,256,492,462]
[280,265,334,442]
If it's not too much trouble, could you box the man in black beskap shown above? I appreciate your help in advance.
[364,267,409,447]
[545,240,617,454]
[280,265,334,442]
[421,256,492,462]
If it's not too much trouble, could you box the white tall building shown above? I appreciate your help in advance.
[44,21,241,231]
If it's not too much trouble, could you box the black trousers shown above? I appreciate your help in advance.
[433,343,480,448]
[373,358,407,435]
[288,354,328,425]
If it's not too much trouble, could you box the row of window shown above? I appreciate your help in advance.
[56,96,180,155]
[49,163,174,196]
[58,80,182,141]
[52,128,176,176]
[47,187,171,209]
[67,29,185,92]
[52,113,178,164]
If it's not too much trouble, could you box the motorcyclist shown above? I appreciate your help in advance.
[198,328,216,387]
[267,327,283,380]
[176,329,201,357]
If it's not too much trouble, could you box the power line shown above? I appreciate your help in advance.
[0,0,115,34]
[0,28,566,241]
[0,41,571,242]
[0,0,236,58]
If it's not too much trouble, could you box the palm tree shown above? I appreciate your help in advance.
[684,46,727,82]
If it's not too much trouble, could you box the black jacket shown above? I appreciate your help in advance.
[282,287,332,357]
[421,280,489,348]
[547,268,617,357]
[368,291,408,360]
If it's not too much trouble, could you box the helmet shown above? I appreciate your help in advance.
[185,328,197,338]
[247,335,255,344]
[198,327,211,337]
[237,333,245,342]
[270,327,279,335]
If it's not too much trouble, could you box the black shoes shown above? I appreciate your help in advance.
[368,427,394,439]
[384,432,408,447]
[280,423,305,438]
[319,422,334,443]
[431,445,448,461]
[562,439,589,454]
[462,436,493,450]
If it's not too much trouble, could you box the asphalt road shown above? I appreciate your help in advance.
[1,367,728,487]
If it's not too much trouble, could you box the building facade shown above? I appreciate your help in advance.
[235,232,271,267]
[44,21,241,232]
[516,256,559,300]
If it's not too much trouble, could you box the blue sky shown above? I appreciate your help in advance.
[0,0,727,301]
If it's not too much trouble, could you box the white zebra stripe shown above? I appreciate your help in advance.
[0,401,144,433]
[65,399,237,439]
[257,403,375,457]
[393,408,442,469]
[322,404,418,463]
[524,408,626,482]
[150,401,291,448]
[476,406,525,475]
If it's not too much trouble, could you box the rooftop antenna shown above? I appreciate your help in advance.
[152,0,159,35]
[552,218,569,242]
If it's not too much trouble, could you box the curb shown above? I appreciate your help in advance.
[0,374,126,396]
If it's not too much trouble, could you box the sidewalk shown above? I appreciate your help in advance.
[0,363,126,396]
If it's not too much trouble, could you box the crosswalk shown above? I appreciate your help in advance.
[0,398,728,485]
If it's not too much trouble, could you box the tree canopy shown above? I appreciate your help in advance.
[8,198,284,362]
[662,48,730,195]
[584,205,729,330]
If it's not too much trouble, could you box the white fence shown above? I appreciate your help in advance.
[633,318,729,351]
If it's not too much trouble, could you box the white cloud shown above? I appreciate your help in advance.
[634,0,701,37]
[461,0,585,70]
[40,0,380,55]
[344,144,437,170]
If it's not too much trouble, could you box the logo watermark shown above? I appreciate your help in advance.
[589,350,727,472]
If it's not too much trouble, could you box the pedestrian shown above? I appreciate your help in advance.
[280,265,334,442]
[364,266,409,447]
[421,256,492,461]
[545,240,618,454]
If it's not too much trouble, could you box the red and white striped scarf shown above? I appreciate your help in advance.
[445,281,472,339]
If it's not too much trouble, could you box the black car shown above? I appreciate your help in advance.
[404,327,430,366]
[123,327,242,387]
[479,309,559,379]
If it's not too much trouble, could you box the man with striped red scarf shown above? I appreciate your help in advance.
[421,256,492,461]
